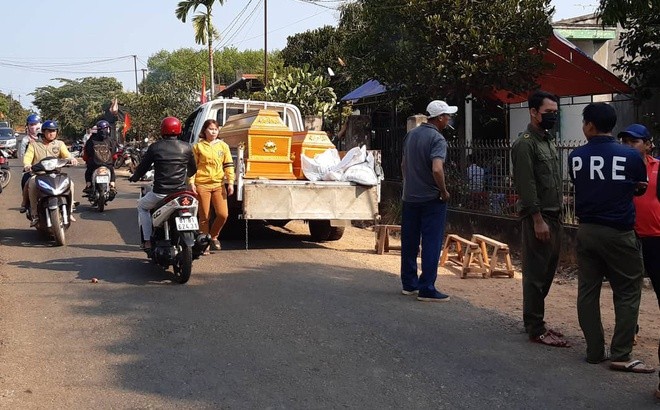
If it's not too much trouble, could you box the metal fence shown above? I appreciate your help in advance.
[445,139,584,225]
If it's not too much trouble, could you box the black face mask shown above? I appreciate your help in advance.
[540,112,558,130]
[98,128,110,138]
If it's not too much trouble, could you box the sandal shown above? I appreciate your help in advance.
[209,239,221,251]
[609,360,655,374]
[547,328,565,338]
[530,331,570,348]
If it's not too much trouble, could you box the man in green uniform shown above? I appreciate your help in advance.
[512,90,568,347]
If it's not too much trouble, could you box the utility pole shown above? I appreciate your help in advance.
[141,69,147,82]
[263,0,268,87]
[133,55,139,95]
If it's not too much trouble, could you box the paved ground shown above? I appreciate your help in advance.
[0,164,658,409]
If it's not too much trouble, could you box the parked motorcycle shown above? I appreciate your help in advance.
[86,165,115,212]
[113,144,124,169]
[138,186,209,284]
[25,157,74,246]
[123,145,141,174]
[70,140,84,158]
[0,148,11,190]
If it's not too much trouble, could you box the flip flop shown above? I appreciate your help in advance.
[609,360,655,374]
[548,328,565,338]
[530,331,570,348]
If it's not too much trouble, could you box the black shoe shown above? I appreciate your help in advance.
[109,187,117,200]
[83,186,93,194]
[417,290,451,302]
[19,206,27,214]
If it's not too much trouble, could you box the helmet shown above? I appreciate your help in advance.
[42,120,58,131]
[26,114,41,125]
[161,116,182,136]
[96,120,110,129]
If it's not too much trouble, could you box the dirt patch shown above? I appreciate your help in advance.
[283,221,659,365]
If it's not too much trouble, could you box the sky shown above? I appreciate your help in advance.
[1,0,599,110]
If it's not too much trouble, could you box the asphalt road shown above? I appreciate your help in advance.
[0,163,658,409]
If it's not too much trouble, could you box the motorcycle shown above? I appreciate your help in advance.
[0,148,11,190]
[25,157,74,246]
[138,186,209,284]
[123,146,140,174]
[86,165,115,212]
[113,144,124,169]
[70,140,84,158]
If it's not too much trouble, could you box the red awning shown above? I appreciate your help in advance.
[491,31,632,104]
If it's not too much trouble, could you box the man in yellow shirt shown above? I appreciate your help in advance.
[22,120,78,225]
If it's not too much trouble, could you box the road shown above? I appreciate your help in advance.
[0,163,658,409]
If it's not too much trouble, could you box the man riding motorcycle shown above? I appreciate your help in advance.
[83,120,117,197]
[128,117,197,252]
[21,120,78,226]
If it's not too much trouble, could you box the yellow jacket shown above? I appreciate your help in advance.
[190,139,235,187]
[23,139,72,167]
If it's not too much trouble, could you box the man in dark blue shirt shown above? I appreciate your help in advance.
[569,102,654,373]
[400,100,455,302]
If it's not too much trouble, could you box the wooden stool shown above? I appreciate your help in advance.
[470,234,515,278]
[374,224,402,254]
[440,234,488,278]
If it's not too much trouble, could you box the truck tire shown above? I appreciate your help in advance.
[308,220,344,242]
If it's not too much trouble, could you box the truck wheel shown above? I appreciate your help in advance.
[308,220,344,242]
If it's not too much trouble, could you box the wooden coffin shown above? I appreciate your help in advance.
[291,130,336,179]
[218,109,296,180]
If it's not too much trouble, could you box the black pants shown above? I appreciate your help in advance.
[85,165,115,184]
[638,236,660,306]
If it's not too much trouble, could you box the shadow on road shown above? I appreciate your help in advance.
[9,255,173,285]
[58,260,657,408]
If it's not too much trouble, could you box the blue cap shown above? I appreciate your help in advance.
[618,123,651,140]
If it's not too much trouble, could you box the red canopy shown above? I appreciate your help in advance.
[491,31,632,104]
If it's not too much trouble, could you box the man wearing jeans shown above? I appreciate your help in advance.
[400,100,455,302]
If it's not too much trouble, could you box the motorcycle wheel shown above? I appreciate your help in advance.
[50,208,66,246]
[97,196,105,212]
[114,157,124,169]
[174,245,192,284]
[0,169,10,189]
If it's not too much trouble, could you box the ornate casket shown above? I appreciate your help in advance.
[217,109,296,180]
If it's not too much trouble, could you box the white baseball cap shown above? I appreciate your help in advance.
[426,100,458,118]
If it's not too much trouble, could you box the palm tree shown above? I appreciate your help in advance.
[175,0,226,101]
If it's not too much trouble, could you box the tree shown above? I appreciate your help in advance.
[338,0,554,109]
[259,66,337,117]
[124,75,199,141]
[31,77,126,140]
[175,0,226,98]
[281,26,353,99]
[0,93,29,130]
[597,0,660,99]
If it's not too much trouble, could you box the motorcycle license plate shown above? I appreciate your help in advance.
[95,175,110,184]
[175,216,199,231]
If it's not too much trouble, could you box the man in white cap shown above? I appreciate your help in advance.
[400,99,456,302]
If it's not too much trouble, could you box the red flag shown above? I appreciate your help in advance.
[122,112,132,138]
[201,75,207,104]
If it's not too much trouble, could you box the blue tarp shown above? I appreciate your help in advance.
[341,79,387,102]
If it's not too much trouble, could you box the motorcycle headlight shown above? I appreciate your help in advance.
[37,177,70,195]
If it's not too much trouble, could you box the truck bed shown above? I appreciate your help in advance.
[241,179,379,220]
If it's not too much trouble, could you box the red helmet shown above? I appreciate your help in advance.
[160,116,182,137]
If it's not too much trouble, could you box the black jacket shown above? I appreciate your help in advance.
[131,137,196,194]
[84,135,117,168]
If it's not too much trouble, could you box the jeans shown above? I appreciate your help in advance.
[137,191,167,241]
[400,199,448,293]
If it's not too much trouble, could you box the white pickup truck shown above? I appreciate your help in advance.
[180,98,381,242]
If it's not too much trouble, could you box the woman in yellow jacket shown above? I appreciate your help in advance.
[190,119,235,252]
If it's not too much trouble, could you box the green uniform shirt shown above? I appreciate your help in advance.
[511,124,562,216]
